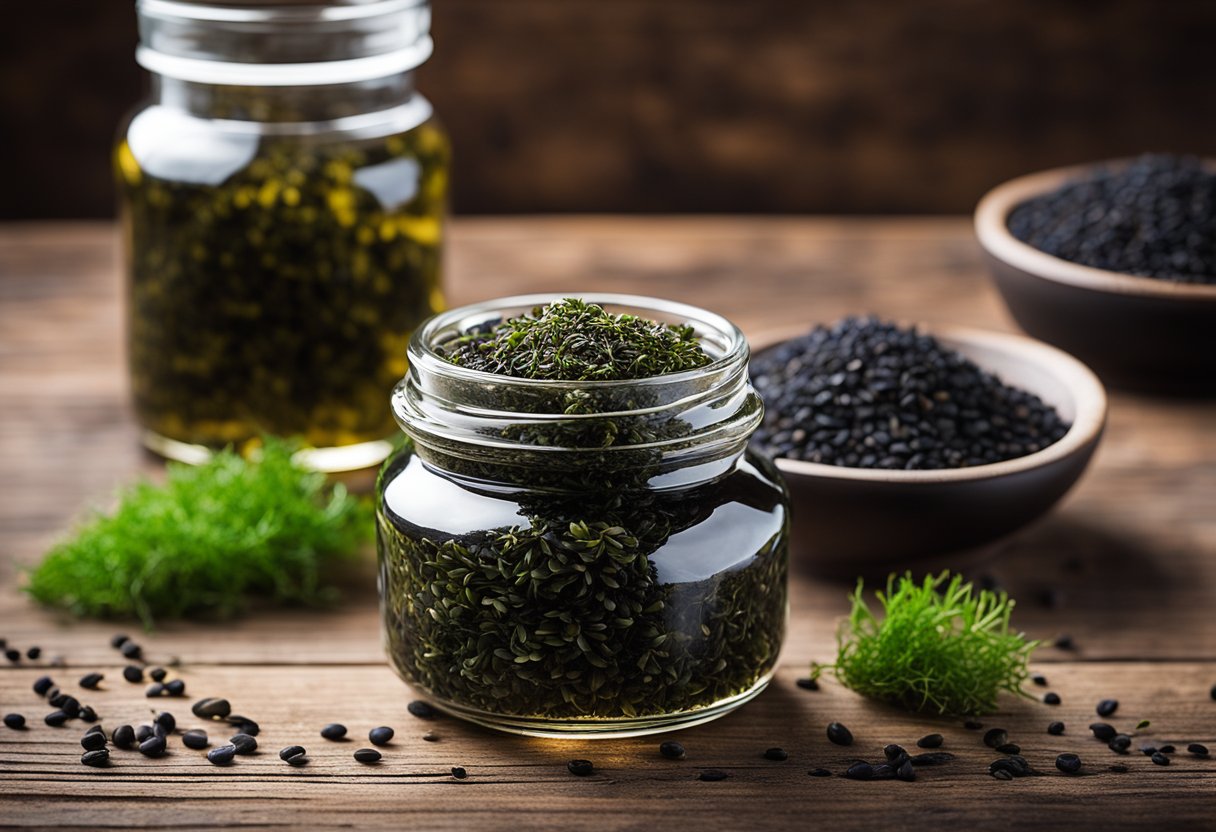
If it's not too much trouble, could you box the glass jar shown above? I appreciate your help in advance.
[376,294,790,737]
[116,0,448,471]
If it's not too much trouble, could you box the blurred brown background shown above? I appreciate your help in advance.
[2,0,1213,219]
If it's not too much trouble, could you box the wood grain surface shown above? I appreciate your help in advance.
[2,219,1215,830]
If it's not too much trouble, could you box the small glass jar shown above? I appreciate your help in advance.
[376,294,790,737]
[116,0,448,471]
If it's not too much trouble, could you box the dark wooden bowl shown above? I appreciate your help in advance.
[975,162,1216,396]
[752,326,1107,580]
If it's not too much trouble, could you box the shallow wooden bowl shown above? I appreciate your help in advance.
[975,162,1216,396]
[751,326,1107,580]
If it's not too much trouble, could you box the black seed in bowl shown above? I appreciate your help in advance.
[4,713,26,730]
[1096,699,1119,717]
[567,759,594,776]
[139,735,167,757]
[1089,723,1117,741]
[659,741,686,760]
[1048,721,1066,736]
[451,766,468,779]
[182,729,209,750]
[321,723,347,741]
[81,731,107,751]
[354,748,382,764]
[763,747,788,761]
[33,676,54,696]
[191,698,231,720]
[230,733,257,755]
[280,746,307,765]
[697,769,728,782]
[208,744,237,766]
[81,749,110,768]
[369,726,395,746]
[916,733,943,749]
[983,728,1009,748]
[1055,753,1082,774]
[826,722,853,746]
[1043,692,1061,706]
[1151,752,1170,766]
[407,700,437,720]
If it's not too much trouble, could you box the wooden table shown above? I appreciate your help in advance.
[2,219,1215,830]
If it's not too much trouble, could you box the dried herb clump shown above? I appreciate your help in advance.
[443,298,712,380]
[813,572,1038,716]
[27,440,371,626]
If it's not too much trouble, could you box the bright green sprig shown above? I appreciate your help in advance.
[444,298,712,381]
[25,439,372,627]
[814,572,1038,716]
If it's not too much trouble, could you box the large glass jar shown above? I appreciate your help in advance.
[376,295,790,737]
[116,0,448,471]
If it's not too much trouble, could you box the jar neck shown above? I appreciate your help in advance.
[394,295,763,493]
[151,72,419,123]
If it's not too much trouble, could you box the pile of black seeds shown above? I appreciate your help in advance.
[750,317,1070,470]
[1007,154,1216,284]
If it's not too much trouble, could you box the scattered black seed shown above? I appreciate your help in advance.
[145,683,165,697]
[1159,745,1176,754]
[1096,699,1119,717]
[230,733,257,754]
[1048,722,1066,736]
[81,731,108,751]
[26,647,41,660]
[749,317,1070,470]
[354,748,383,764]
[321,723,348,741]
[112,725,135,749]
[407,700,437,720]
[843,761,874,780]
[883,744,908,761]
[149,667,167,683]
[909,752,956,767]
[59,696,81,718]
[1054,634,1075,650]
[422,732,439,742]
[988,756,1035,778]
[1210,684,1216,702]
[120,642,142,660]
[964,720,983,730]
[809,768,832,777]
[122,666,143,684]
[85,725,105,736]
[659,740,686,760]
[208,744,237,766]
[4,713,26,730]
[1140,745,1158,756]
[763,747,788,761]
[81,749,110,768]
[1108,735,1132,754]
[1089,723,1117,742]
[1008,153,1216,283]
[79,673,104,690]
[191,698,232,720]
[136,725,155,743]
[280,746,307,765]
[992,769,1014,781]
[48,692,67,708]
[110,634,130,648]
[165,679,186,696]
[451,766,468,779]
[1055,753,1083,774]
[139,735,167,757]
[1109,764,1130,773]
[996,743,1021,755]
[826,722,853,746]
[983,728,1009,748]
[182,730,209,750]
[369,726,395,747]
[698,769,728,782]
[870,764,895,780]
[1186,743,1209,757]
[917,734,943,749]
[1151,752,1170,766]
[795,678,819,691]
[4,648,19,663]
[33,676,54,696]
[155,712,176,733]
[227,716,259,736]
[1031,673,1048,687]
[45,710,69,727]
[1043,692,1061,706]
[567,759,594,777]
[79,706,98,723]
[896,760,916,782]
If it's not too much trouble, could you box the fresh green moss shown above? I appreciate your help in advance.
[814,572,1038,716]
[26,440,372,626]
